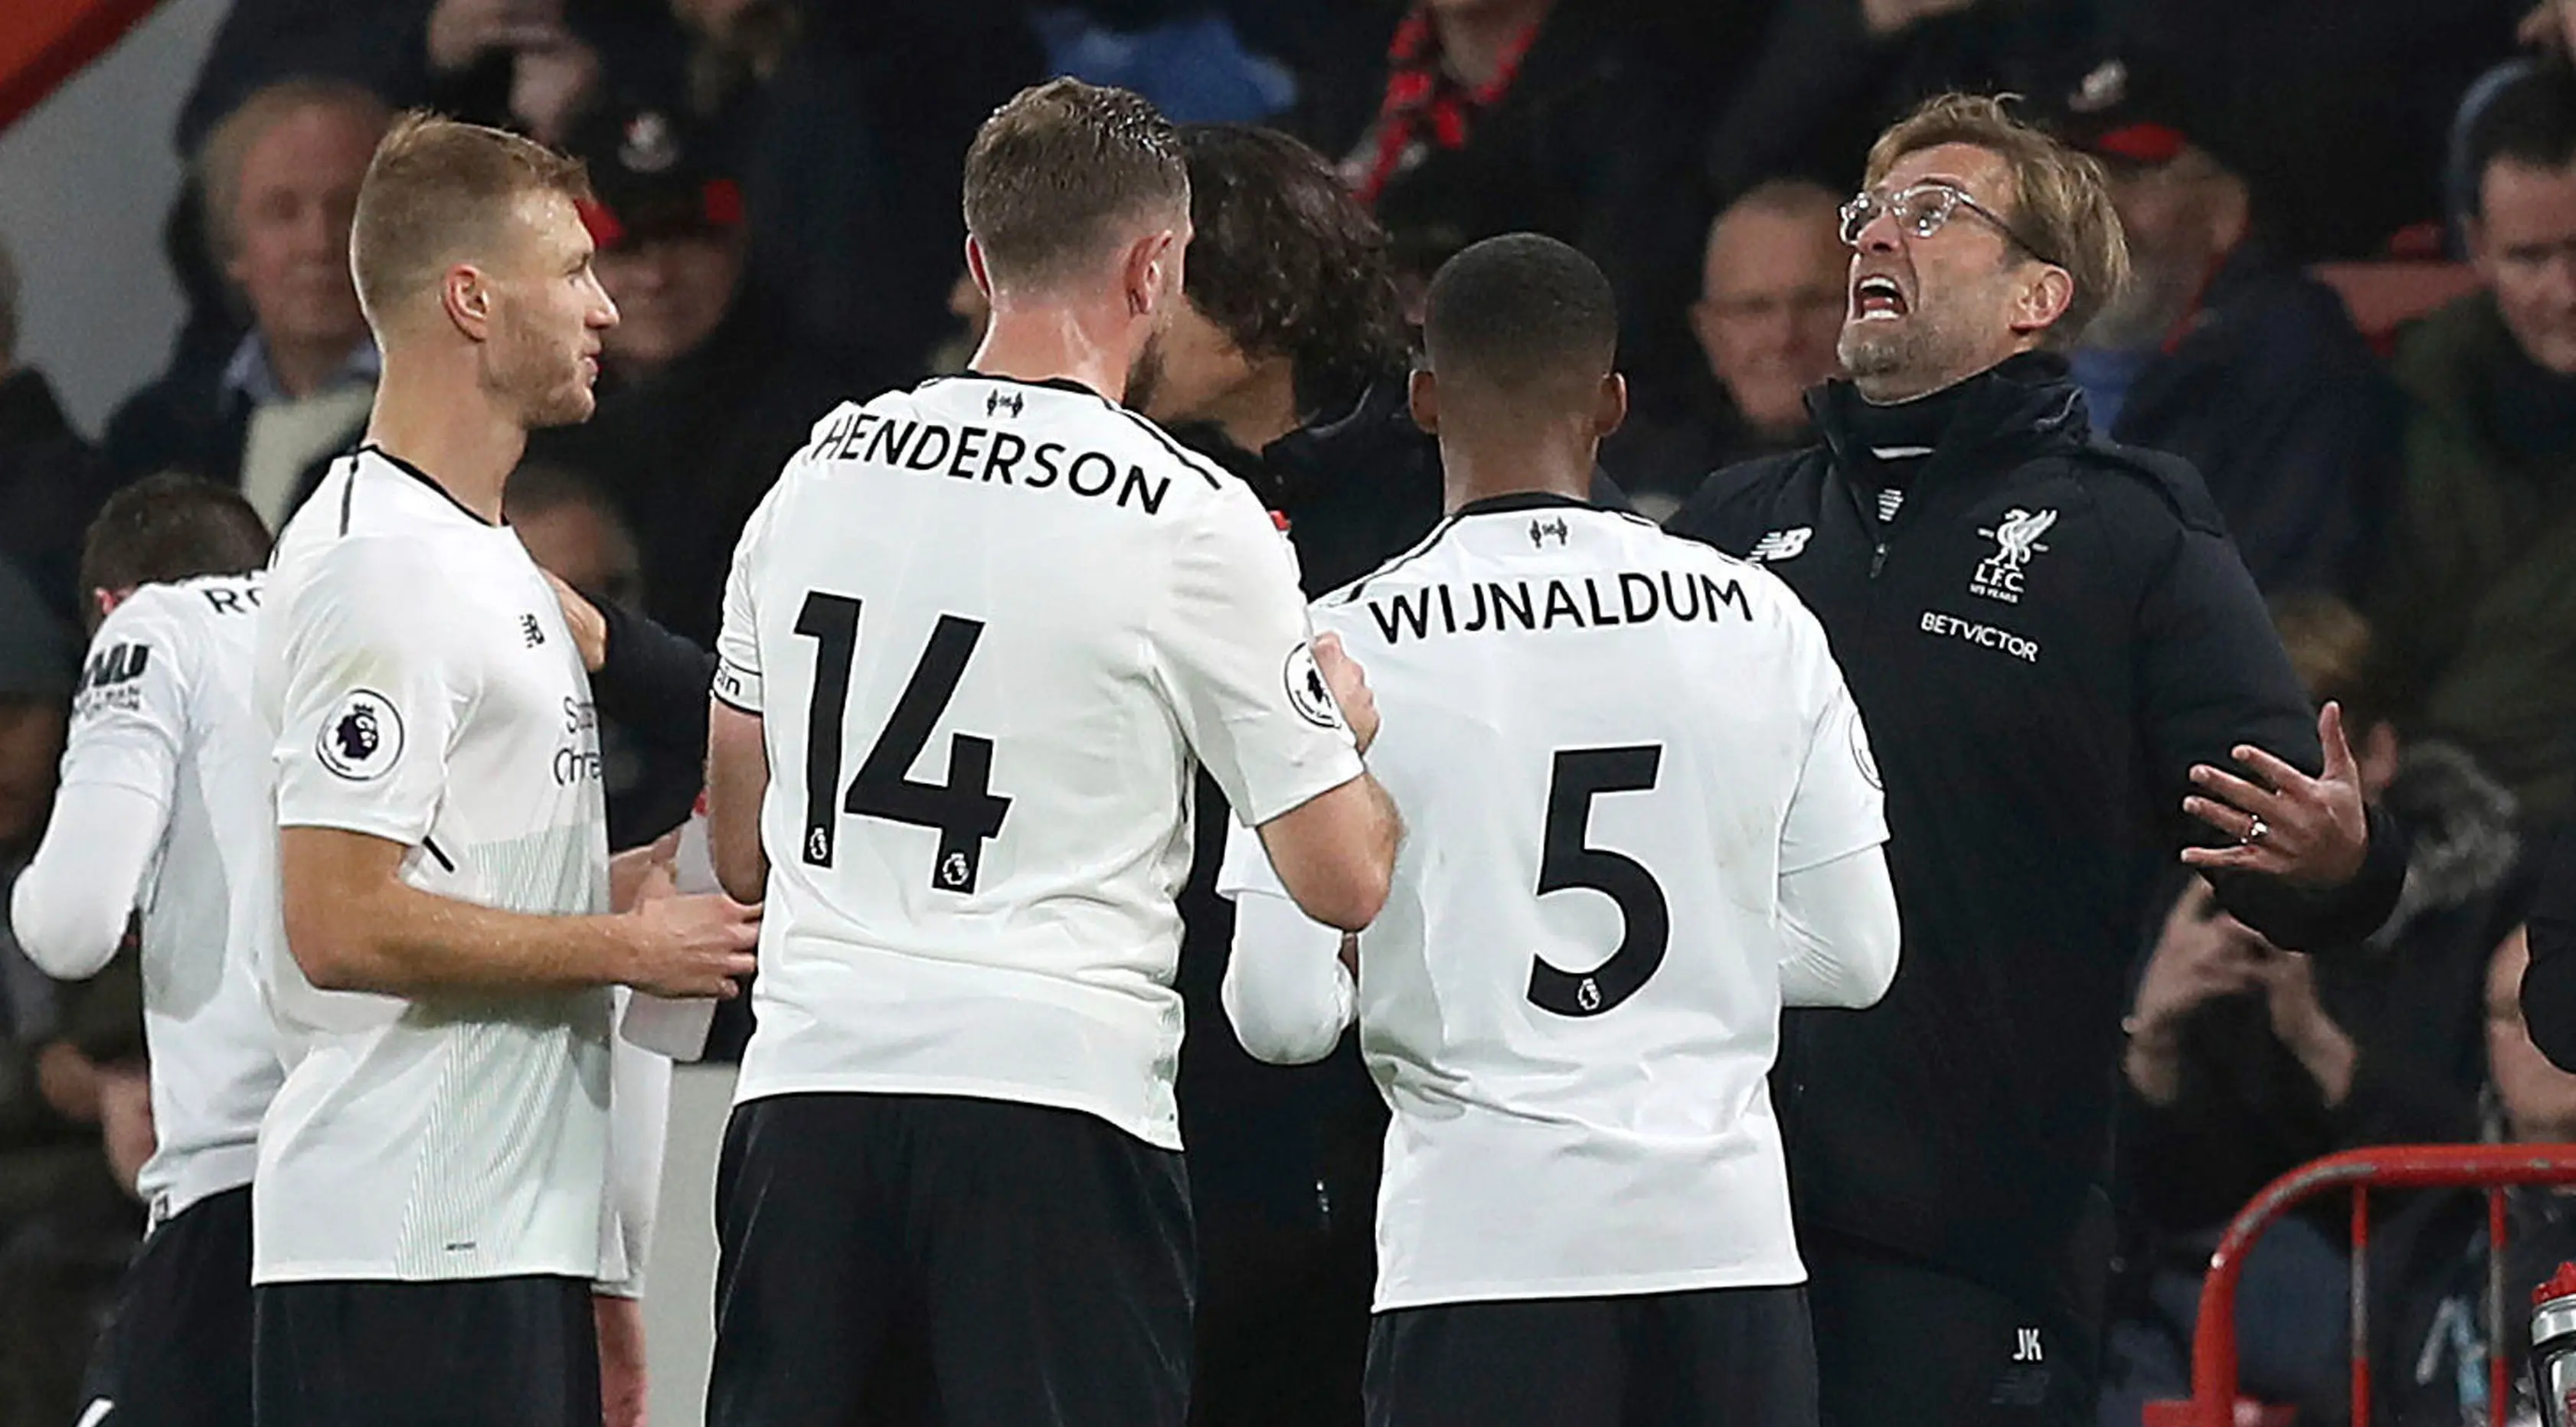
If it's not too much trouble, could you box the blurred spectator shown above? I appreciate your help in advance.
[524,103,854,645]
[1704,0,2094,212]
[2371,64,2576,826]
[1342,0,1718,413]
[2368,925,2576,1427]
[0,239,120,628]
[105,81,389,531]
[1600,180,1845,521]
[2059,60,2401,597]
[2449,5,2576,244]
[570,0,1044,374]
[505,462,701,851]
[0,553,137,1427]
[1031,5,1298,123]
[2099,596,2525,1425]
[2522,821,2576,1069]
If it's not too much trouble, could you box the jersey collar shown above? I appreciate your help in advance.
[357,443,501,527]
[1452,490,1594,518]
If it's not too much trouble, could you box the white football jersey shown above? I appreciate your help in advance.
[254,446,613,1284]
[716,374,1364,1148]
[1221,496,1887,1310]
[59,573,284,1219]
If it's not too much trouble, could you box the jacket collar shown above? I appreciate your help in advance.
[1809,351,2091,497]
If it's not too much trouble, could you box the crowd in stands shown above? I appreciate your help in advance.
[5,1,2576,1422]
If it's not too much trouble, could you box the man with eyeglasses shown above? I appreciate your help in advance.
[1672,94,2407,1427]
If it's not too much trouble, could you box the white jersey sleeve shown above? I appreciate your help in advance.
[713,488,774,716]
[272,537,474,845]
[59,593,192,805]
[1214,821,1355,1065]
[1778,622,1888,875]
[1147,490,1364,827]
[12,597,195,978]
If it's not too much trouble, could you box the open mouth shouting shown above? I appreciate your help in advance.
[1852,273,1910,322]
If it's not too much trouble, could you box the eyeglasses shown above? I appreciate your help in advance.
[1839,182,2061,267]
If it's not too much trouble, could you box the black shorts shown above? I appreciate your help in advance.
[708,1092,1195,1427]
[251,1273,599,1427]
[79,1185,254,1427]
[1364,1285,1817,1427]
[1805,1233,2101,1427]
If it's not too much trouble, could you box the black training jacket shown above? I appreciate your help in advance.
[1671,353,2404,1311]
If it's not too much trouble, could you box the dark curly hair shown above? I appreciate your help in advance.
[1178,125,1411,408]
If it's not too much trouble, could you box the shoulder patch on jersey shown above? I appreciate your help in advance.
[1283,642,1346,731]
[316,688,405,782]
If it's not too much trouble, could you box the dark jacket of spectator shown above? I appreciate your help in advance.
[1600,374,1811,525]
[2372,293,2576,827]
[2121,743,2525,1237]
[0,371,118,627]
[100,348,366,526]
[528,300,855,647]
[1351,4,1717,413]
[2075,242,2401,597]
[1672,353,2407,1315]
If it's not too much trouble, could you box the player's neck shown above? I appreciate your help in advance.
[364,356,528,524]
[1199,365,1301,455]
[970,303,1135,407]
[1440,437,1593,513]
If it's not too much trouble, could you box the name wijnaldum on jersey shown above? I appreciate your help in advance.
[1360,569,1756,645]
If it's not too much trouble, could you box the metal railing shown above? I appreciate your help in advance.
[2144,1144,2576,1427]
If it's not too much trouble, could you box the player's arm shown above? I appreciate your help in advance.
[705,701,767,904]
[275,540,755,998]
[704,505,771,905]
[10,599,190,979]
[1778,846,1900,1008]
[1775,629,1900,1008]
[281,828,755,998]
[1154,495,1397,932]
[1217,820,1358,1064]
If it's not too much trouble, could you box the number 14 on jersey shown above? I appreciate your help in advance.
[793,591,1014,894]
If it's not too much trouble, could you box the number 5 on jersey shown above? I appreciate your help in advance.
[1530,746,1669,1017]
[794,592,1012,893]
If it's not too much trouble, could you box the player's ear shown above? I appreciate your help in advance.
[442,263,494,341]
[1122,230,1178,318]
[1408,367,1440,436]
[1594,372,1629,439]
[964,236,994,302]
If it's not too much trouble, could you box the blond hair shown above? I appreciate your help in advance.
[1865,93,2132,348]
[348,111,591,330]
[962,78,1188,289]
[195,78,391,266]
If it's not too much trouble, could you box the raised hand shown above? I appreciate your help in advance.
[2180,702,2370,888]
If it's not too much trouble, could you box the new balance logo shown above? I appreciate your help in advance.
[986,390,1024,418]
[1747,527,1813,562]
[521,613,546,648]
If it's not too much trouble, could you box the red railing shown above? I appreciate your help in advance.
[2144,1145,2576,1427]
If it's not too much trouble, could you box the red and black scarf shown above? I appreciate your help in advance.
[1350,8,1541,207]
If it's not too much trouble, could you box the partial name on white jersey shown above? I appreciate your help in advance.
[716,374,1363,1149]
[60,572,284,1220]
[253,445,613,1285]
[1221,496,1887,1310]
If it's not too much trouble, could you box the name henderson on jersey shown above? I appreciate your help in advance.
[1360,567,1754,645]
[802,406,1178,515]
